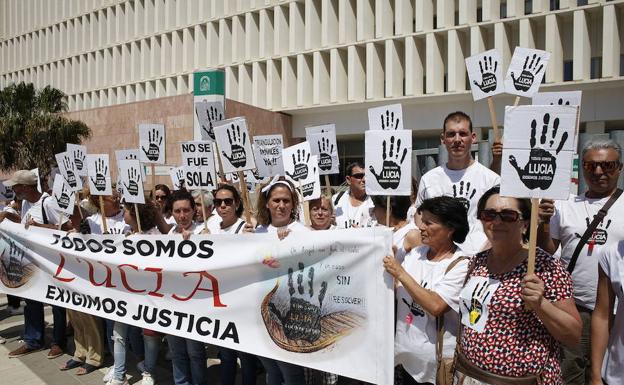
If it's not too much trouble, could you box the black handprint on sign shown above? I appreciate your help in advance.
[196,102,224,140]
[300,165,318,198]
[551,98,570,106]
[2,186,15,200]
[141,128,163,161]
[124,167,140,196]
[317,137,334,171]
[125,154,138,160]
[380,109,400,130]
[511,54,544,92]
[369,136,408,189]
[73,149,86,172]
[268,262,327,343]
[473,56,498,93]
[463,280,492,326]
[509,113,568,190]
[54,184,71,210]
[1,241,25,283]
[221,124,248,168]
[62,155,77,188]
[452,181,477,211]
[90,158,108,192]
[175,168,185,189]
[286,149,311,181]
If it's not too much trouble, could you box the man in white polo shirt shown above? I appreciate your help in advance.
[332,161,375,228]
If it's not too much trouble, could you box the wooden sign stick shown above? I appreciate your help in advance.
[134,203,142,233]
[237,171,252,223]
[513,96,521,107]
[487,97,500,142]
[385,196,391,227]
[324,175,332,197]
[150,164,156,195]
[527,198,539,276]
[199,189,209,232]
[58,213,64,231]
[99,196,108,233]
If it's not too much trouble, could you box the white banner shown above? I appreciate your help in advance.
[0,222,393,384]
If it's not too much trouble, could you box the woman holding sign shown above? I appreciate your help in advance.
[383,196,469,385]
[455,186,580,384]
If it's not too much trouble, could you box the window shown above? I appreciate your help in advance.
[590,57,602,79]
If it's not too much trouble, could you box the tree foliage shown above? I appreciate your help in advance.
[0,82,90,177]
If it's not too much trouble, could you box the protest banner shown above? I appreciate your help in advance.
[365,130,412,197]
[367,104,404,131]
[466,49,505,141]
[193,70,226,141]
[169,166,185,191]
[253,134,285,178]
[87,154,113,233]
[66,143,88,176]
[214,118,256,174]
[504,48,550,99]
[0,222,394,385]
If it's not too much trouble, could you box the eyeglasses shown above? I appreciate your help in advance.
[479,209,523,222]
[154,195,167,201]
[214,198,235,206]
[349,173,365,179]
[582,161,621,174]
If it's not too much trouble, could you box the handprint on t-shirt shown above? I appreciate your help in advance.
[286,149,311,181]
[317,137,334,171]
[54,184,71,210]
[511,54,544,92]
[62,155,77,188]
[463,280,492,326]
[574,217,611,246]
[142,128,163,162]
[509,113,568,190]
[369,136,408,189]
[221,124,248,168]
[473,56,498,93]
[452,181,477,211]
[90,158,108,192]
[344,219,360,229]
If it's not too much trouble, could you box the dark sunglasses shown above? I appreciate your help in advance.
[582,161,621,173]
[154,195,167,201]
[214,198,235,206]
[479,209,523,222]
[349,173,365,179]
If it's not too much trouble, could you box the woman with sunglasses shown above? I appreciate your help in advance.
[153,184,175,225]
[383,196,469,385]
[455,186,581,385]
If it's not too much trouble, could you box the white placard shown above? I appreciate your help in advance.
[501,105,578,199]
[170,166,186,191]
[118,159,145,204]
[139,123,166,164]
[0,183,15,201]
[66,143,88,176]
[367,104,404,130]
[306,125,339,175]
[532,91,582,108]
[504,47,550,98]
[55,152,83,192]
[194,99,225,141]
[86,154,112,196]
[228,169,266,193]
[181,141,218,191]
[365,130,412,196]
[214,118,256,174]
[253,135,285,178]
[283,142,321,201]
[30,168,42,193]
[465,49,505,101]
[50,176,76,215]
[115,149,146,179]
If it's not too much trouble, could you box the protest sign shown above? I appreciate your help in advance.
[115,149,146,179]
[180,141,218,191]
[466,49,505,101]
[30,168,42,194]
[228,170,265,193]
[66,143,88,176]
[87,155,112,196]
[214,118,256,174]
[118,159,145,204]
[139,123,166,164]
[0,222,394,385]
[306,125,339,175]
[504,48,550,98]
[283,142,321,200]
[193,70,225,141]
[500,105,578,200]
[367,104,404,131]
[170,166,186,191]
[55,152,83,192]
[0,183,15,201]
[50,176,75,215]
[253,135,285,178]
[533,91,582,149]
[195,100,225,141]
[365,130,411,196]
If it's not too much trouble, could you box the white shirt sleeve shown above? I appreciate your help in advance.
[432,258,470,313]
[42,197,68,225]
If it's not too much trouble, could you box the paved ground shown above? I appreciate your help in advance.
[0,295,265,385]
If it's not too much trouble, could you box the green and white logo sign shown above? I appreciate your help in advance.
[193,71,225,96]
[193,70,226,141]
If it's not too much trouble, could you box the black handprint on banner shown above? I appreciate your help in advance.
[1,240,25,283]
[452,181,477,211]
[90,158,108,192]
[196,102,224,140]
[269,262,327,343]
[473,56,498,93]
[73,149,86,172]
[369,136,408,189]
[511,54,544,92]
[142,128,163,161]
[175,168,185,190]
[380,109,400,130]
[317,137,334,171]
[54,184,71,210]
[62,155,77,188]
[463,280,492,326]
[221,124,248,168]
[509,113,568,190]
[286,149,311,181]
[124,167,140,196]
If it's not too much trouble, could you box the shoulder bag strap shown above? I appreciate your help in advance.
[333,190,345,206]
[234,220,245,234]
[40,196,49,225]
[567,188,622,273]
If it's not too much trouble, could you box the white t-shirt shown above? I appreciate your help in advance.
[416,162,500,255]
[597,241,624,384]
[255,221,309,234]
[407,204,417,224]
[332,191,375,229]
[215,218,246,235]
[204,214,222,234]
[395,246,469,383]
[168,221,204,235]
[21,193,66,225]
[164,215,177,225]
[394,222,418,264]
[87,211,131,235]
[550,193,624,309]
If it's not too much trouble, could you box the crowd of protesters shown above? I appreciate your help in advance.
[1,111,623,385]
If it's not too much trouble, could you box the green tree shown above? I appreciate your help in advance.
[0,82,90,177]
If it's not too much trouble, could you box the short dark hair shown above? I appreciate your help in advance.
[417,196,469,244]
[371,195,411,221]
[169,189,195,210]
[214,184,244,217]
[476,185,531,242]
[124,200,159,232]
[346,161,365,176]
[442,111,473,133]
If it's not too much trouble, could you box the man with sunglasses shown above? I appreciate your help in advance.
[333,161,375,228]
[415,112,500,254]
[538,138,623,385]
